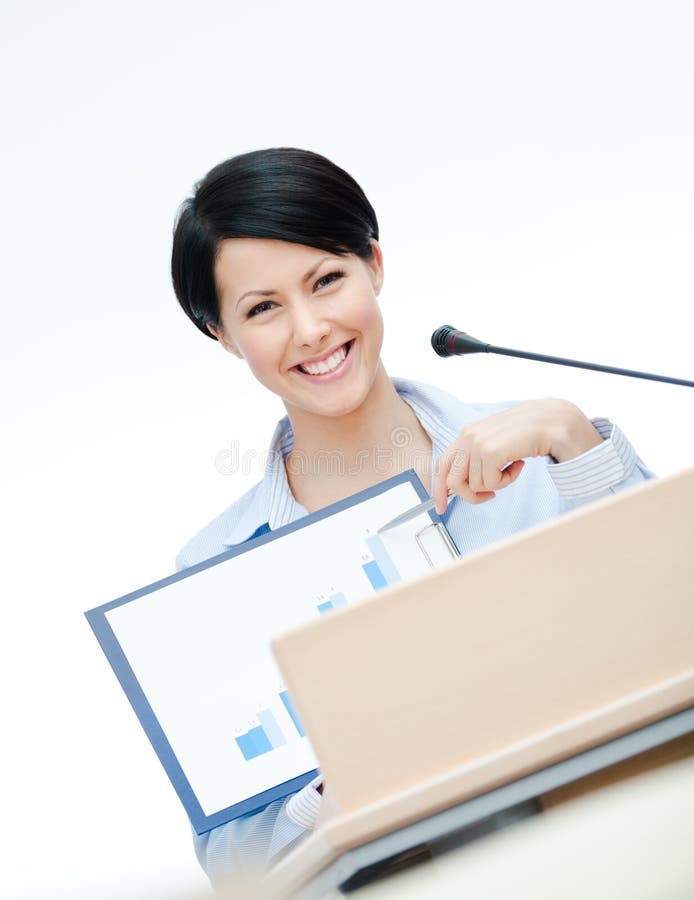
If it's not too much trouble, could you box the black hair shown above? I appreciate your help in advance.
[171,147,379,339]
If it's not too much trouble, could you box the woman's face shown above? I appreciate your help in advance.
[211,238,385,419]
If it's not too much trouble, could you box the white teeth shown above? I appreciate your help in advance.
[299,344,348,375]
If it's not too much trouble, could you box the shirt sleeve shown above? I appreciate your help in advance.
[192,776,323,889]
[546,418,654,501]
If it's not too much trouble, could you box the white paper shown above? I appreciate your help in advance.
[105,480,457,818]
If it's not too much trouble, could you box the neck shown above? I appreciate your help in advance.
[284,366,434,510]
[286,365,406,454]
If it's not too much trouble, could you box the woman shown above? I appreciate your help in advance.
[171,148,651,885]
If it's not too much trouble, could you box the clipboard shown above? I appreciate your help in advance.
[85,471,459,834]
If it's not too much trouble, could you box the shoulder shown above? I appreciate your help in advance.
[175,480,269,571]
[392,377,517,431]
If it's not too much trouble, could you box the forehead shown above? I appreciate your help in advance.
[214,238,340,299]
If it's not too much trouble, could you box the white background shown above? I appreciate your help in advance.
[1,2,692,898]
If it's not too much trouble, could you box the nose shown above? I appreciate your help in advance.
[290,299,331,349]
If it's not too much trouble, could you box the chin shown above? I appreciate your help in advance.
[287,385,373,420]
[292,399,363,419]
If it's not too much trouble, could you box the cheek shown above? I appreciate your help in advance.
[354,295,384,347]
[236,333,285,385]
[246,348,281,385]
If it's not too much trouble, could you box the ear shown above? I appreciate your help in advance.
[366,239,384,295]
[206,322,244,358]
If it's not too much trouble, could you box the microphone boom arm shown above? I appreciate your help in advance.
[431,326,694,389]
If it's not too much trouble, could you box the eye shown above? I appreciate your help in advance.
[247,299,277,318]
[314,270,345,291]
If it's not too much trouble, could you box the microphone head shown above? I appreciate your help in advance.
[431,325,458,357]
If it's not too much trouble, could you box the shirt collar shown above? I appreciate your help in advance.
[221,416,306,546]
[262,416,308,530]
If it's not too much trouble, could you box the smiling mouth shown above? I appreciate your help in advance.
[295,340,353,376]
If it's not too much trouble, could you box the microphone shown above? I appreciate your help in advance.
[431,325,694,388]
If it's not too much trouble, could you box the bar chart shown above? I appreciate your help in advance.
[316,591,348,615]
[314,533,402,615]
[235,712,278,761]
[235,533,404,762]
[235,690,305,760]
[280,690,305,738]
[362,533,402,591]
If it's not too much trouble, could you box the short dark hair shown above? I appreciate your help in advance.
[171,148,379,339]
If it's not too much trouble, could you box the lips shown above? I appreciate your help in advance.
[294,341,353,376]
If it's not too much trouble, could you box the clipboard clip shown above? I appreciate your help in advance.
[415,522,459,566]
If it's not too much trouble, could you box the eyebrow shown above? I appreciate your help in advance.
[235,256,335,308]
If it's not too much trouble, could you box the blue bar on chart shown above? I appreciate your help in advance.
[362,559,388,591]
[317,591,348,615]
[235,724,273,761]
[257,708,287,749]
[280,690,305,737]
[365,535,402,586]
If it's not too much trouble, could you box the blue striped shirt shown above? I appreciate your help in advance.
[176,378,652,886]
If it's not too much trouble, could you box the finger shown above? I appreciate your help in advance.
[433,448,456,513]
[471,451,506,497]
[467,453,484,493]
[475,454,525,493]
[447,461,495,505]
[480,451,504,492]
[471,490,497,504]
[445,448,469,498]
[449,446,468,480]
[495,459,525,489]
[455,482,496,504]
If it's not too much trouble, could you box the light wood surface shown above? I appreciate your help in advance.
[270,467,694,894]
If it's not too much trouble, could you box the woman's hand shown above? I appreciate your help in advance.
[433,399,604,512]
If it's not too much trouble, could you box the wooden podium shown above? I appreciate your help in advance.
[268,468,694,898]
